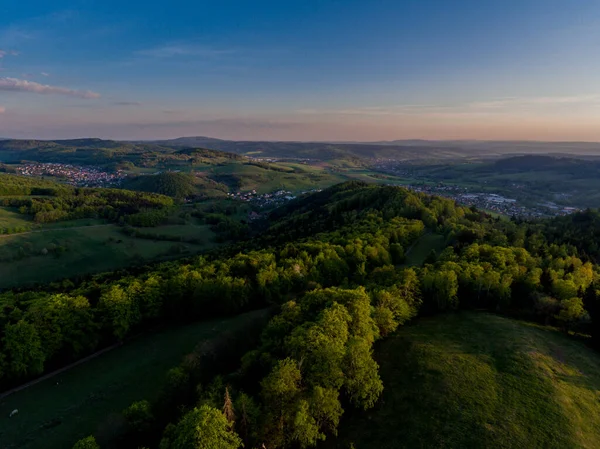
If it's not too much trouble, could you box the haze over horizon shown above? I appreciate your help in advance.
[2,1,600,142]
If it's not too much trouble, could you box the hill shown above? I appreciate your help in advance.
[333,312,600,449]
[2,181,600,449]
[398,154,600,208]
[153,137,600,161]
[122,172,200,198]
[0,138,173,166]
[152,137,486,162]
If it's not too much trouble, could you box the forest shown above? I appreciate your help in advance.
[0,173,174,225]
[1,180,600,448]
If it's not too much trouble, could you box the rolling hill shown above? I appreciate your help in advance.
[332,312,600,449]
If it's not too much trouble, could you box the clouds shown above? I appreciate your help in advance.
[296,94,600,120]
[0,77,100,99]
[466,95,600,110]
[0,106,5,114]
[0,50,19,59]
[135,43,235,59]
[113,101,141,106]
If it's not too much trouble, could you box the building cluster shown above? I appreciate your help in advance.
[228,189,322,208]
[17,163,127,187]
[400,184,579,218]
[227,189,298,207]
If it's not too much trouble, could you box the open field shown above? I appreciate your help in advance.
[404,233,446,266]
[332,312,600,449]
[0,207,34,231]
[195,162,346,194]
[0,308,270,449]
[0,223,216,288]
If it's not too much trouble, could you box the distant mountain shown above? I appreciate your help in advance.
[0,138,175,165]
[2,137,600,167]
[150,136,600,162]
[493,154,600,174]
[146,136,228,148]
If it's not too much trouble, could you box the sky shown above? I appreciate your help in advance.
[1,0,600,141]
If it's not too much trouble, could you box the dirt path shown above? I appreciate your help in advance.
[0,342,122,401]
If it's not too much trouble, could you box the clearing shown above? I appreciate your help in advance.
[0,222,216,288]
[0,309,270,449]
[404,233,446,266]
[332,312,600,449]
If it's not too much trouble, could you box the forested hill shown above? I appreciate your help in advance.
[3,181,600,449]
[0,138,173,165]
[534,208,600,262]
[152,136,600,160]
[493,154,600,173]
[152,137,485,161]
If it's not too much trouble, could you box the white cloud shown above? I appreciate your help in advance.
[0,50,19,58]
[113,101,142,106]
[296,94,600,119]
[40,72,50,77]
[0,77,100,99]
[467,95,600,109]
[136,43,235,58]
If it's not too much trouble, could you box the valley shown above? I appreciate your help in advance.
[0,139,600,449]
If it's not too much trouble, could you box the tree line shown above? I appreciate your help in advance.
[0,180,598,447]
[0,173,174,226]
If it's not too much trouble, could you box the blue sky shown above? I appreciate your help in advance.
[1,0,600,140]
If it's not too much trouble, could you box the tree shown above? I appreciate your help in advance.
[286,304,350,389]
[421,268,459,312]
[26,294,97,360]
[372,305,397,337]
[123,400,154,434]
[160,405,242,449]
[292,399,322,447]
[72,436,100,449]
[309,386,343,436]
[2,320,46,378]
[223,387,235,426]
[98,285,139,340]
[260,358,303,447]
[584,282,600,343]
[234,392,260,445]
[343,338,383,410]
[556,297,585,330]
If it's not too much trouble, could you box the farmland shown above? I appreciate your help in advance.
[0,220,216,288]
[0,308,270,449]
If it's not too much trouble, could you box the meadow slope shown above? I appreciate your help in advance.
[332,312,600,449]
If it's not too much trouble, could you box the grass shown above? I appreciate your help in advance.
[133,223,214,240]
[0,223,215,288]
[332,312,600,449]
[0,309,270,449]
[404,233,446,266]
[0,207,33,230]
[198,162,346,194]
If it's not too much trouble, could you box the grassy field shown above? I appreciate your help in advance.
[0,206,34,230]
[332,312,600,449]
[404,233,446,266]
[0,223,216,288]
[0,309,270,449]
[196,162,346,194]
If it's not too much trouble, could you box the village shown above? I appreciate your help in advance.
[227,189,299,207]
[400,183,580,218]
[227,188,323,209]
[16,163,127,187]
